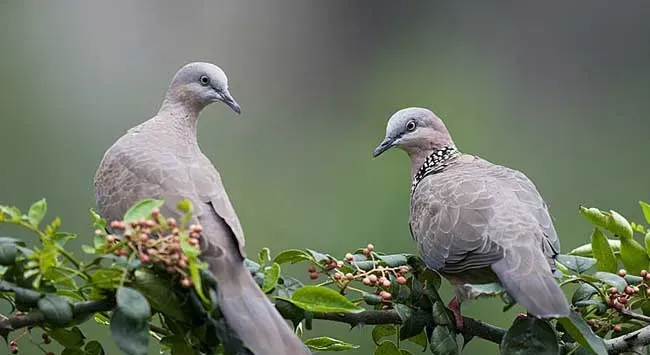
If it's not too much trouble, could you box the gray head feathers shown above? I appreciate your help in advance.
[372,107,455,158]
[161,62,240,114]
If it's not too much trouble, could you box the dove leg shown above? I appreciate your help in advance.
[447,297,463,331]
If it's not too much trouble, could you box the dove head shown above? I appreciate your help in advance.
[160,62,240,116]
[372,107,455,159]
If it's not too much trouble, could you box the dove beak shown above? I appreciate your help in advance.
[372,137,396,157]
[221,90,241,114]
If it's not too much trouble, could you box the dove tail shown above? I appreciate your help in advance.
[215,263,311,355]
[491,253,570,318]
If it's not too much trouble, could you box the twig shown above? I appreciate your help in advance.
[606,324,650,354]
[620,309,650,324]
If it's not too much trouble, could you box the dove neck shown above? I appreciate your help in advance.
[410,146,460,193]
[157,99,205,136]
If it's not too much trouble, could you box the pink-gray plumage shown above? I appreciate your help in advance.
[372,107,569,324]
[94,62,309,355]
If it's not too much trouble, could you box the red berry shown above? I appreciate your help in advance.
[399,266,409,274]
[586,319,595,326]
[310,272,319,280]
[10,340,17,346]
[151,207,160,216]
[180,277,192,288]
[613,325,622,332]
[140,254,150,263]
[308,266,316,273]
[368,274,378,284]
[333,273,343,280]
[345,273,354,280]
[380,291,392,301]
[345,253,354,261]
[618,269,627,277]
[363,277,371,285]
[362,248,370,255]
[641,270,648,277]
[612,300,623,310]
[608,287,618,295]
[367,244,374,252]
[397,276,407,285]
[382,280,392,288]
[625,286,635,295]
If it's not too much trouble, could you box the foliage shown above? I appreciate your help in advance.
[1,199,650,354]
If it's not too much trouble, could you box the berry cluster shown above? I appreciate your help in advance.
[6,332,52,354]
[306,244,410,305]
[100,207,202,288]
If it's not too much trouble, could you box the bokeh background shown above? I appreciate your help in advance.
[1,1,650,354]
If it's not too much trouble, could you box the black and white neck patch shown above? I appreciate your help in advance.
[411,146,460,194]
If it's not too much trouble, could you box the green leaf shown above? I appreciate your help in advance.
[90,268,124,289]
[619,237,649,275]
[569,240,621,257]
[393,303,413,322]
[571,283,599,305]
[375,341,401,355]
[38,294,74,327]
[304,337,359,351]
[500,316,558,355]
[160,334,194,355]
[593,272,627,292]
[116,287,151,326]
[590,229,617,273]
[262,262,281,293]
[372,325,396,345]
[123,199,164,224]
[557,311,607,355]
[429,326,459,355]
[0,205,22,221]
[89,208,107,230]
[641,201,650,225]
[258,247,271,266]
[555,254,596,273]
[580,206,633,239]
[84,341,105,355]
[306,248,331,263]
[0,242,18,265]
[81,244,96,254]
[48,327,86,349]
[273,249,312,265]
[405,330,428,349]
[27,199,47,227]
[110,307,148,355]
[376,254,409,267]
[277,285,364,313]
[61,348,86,355]
[133,269,189,323]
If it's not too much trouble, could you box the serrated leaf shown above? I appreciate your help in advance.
[372,325,396,345]
[258,247,271,266]
[133,269,188,323]
[84,340,105,355]
[48,327,86,349]
[110,307,148,355]
[641,201,650,225]
[377,254,408,267]
[38,294,73,327]
[557,311,607,355]
[593,272,627,291]
[123,199,164,224]
[0,242,18,265]
[116,287,151,326]
[555,254,596,273]
[27,199,47,227]
[430,326,458,355]
[262,262,281,293]
[375,341,401,355]
[500,317,558,355]
[0,205,22,221]
[304,337,359,351]
[571,283,599,305]
[273,249,312,265]
[277,285,364,313]
[569,240,621,257]
[619,237,649,275]
[89,208,107,230]
[590,229,617,273]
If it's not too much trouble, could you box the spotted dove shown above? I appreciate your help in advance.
[372,107,570,326]
[94,62,309,354]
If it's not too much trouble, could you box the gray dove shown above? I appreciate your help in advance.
[94,62,309,354]
[372,107,570,328]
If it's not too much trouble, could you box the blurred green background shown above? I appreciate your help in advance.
[1,1,649,354]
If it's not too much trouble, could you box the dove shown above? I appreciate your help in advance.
[372,107,570,329]
[94,62,309,354]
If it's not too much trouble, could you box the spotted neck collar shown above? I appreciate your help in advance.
[411,146,460,194]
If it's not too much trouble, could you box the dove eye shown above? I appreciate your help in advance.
[406,120,417,132]
[199,75,210,86]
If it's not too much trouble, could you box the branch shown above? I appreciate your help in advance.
[0,298,115,338]
[279,306,506,345]
[606,324,650,354]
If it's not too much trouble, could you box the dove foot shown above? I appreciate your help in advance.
[447,297,463,332]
